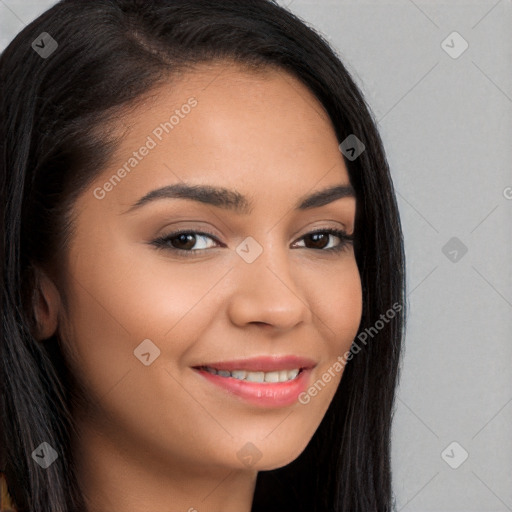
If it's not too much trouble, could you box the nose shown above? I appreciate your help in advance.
[226,240,312,331]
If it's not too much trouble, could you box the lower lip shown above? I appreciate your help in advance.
[193,368,312,408]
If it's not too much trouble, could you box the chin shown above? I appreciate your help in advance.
[233,438,311,472]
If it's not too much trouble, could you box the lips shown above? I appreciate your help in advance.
[191,355,317,407]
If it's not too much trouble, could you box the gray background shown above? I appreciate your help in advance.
[1,0,511,510]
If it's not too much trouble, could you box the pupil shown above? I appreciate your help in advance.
[309,233,327,249]
[175,233,195,250]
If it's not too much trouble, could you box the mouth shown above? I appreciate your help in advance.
[191,356,316,408]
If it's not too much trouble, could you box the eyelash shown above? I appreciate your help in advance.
[150,227,354,258]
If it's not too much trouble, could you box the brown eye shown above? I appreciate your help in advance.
[294,228,353,253]
[151,231,220,255]
[303,232,330,250]
[170,233,198,251]
[150,228,353,257]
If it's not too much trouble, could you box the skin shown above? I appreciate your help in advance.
[35,61,363,512]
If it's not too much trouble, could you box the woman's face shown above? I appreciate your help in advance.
[52,62,362,477]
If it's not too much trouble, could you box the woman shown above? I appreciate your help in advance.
[0,0,406,510]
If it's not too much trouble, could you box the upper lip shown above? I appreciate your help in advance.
[193,355,317,372]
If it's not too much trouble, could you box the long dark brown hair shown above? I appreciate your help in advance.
[0,1,406,510]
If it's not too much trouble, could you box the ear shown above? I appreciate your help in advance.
[32,268,62,341]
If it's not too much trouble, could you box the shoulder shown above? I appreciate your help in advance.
[0,471,18,512]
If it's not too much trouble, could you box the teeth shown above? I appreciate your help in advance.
[264,371,280,383]
[203,366,301,383]
[287,369,299,380]
[245,371,265,383]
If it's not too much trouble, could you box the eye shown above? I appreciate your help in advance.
[150,227,353,257]
[292,228,354,253]
[151,230,220,253]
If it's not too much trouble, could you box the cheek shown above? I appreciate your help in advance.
[271,254,361,408]
[300,256,362,398]
[59,246,227,460]
[307,255,363,351]
[60,242,227,391]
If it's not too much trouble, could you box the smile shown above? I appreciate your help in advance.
[191,355,316,407]
[200,366,301,383]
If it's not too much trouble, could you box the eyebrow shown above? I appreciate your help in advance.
[123,182,355,215]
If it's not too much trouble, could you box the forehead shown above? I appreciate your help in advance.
[84,60,350,214]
